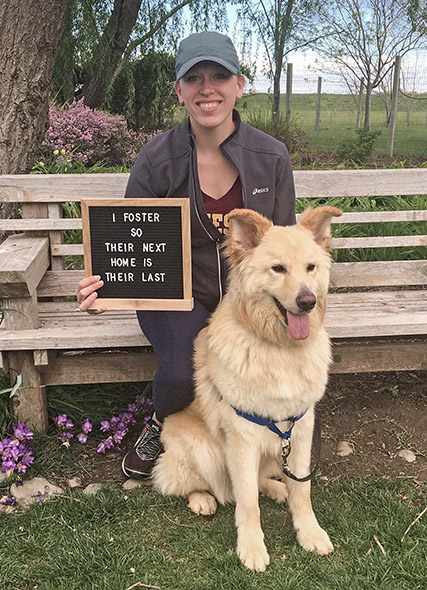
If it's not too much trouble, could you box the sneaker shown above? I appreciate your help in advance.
[122,419,163,479]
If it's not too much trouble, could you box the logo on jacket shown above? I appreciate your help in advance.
[252,187,269,195]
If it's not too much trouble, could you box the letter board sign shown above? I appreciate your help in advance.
[81,198,193,310]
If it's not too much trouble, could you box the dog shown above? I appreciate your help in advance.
[152,205,342,572]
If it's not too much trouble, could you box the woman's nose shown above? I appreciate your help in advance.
[200,77,215,94]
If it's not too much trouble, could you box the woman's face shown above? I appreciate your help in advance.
[174,61,244,134]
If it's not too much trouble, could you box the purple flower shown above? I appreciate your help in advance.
[34,491,43,502]
[55,414,68,427]
[58,431,73,442]
[0,495,17,506]
[112,429,128,445]
[20,450,34,468]
[81,419,92,434]
[65,418,74,430]
[110,416,120,428]
[96,441,106,454]
[100,420,110,433]
[103,436,114,450]
[1,459,16,472]
[13,423,34,441]
[77,433,88,444]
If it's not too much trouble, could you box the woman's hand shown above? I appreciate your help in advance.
[76,275,106,314]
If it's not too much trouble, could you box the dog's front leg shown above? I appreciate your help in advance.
[285,408,334,556]
[226,436,270,572]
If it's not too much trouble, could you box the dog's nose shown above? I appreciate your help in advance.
[296,290,316,312]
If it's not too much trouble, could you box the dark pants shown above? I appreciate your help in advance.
[136,299,210,422]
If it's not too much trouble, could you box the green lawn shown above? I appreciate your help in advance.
[1,478,425,590]
[237,93,427,158]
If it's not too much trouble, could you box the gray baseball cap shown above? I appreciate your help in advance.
[175,31,241,80]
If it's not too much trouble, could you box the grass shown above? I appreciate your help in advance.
[0,477,425,590]
[295,194,427,263]
[237,92,427,159]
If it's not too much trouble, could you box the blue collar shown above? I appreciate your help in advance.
[232,406,308,439]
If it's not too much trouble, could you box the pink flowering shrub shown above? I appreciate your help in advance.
[42,99,161,166]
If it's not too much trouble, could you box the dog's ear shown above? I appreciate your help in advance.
[224,208,272,265]
[299,206,342,252]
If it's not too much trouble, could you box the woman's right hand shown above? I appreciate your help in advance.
[76,275,106,314]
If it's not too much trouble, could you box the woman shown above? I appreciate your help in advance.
[76,31,296,479]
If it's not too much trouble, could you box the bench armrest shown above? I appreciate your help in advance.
[0,234,49,297]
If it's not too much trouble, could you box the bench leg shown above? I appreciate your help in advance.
[8,351,48,433]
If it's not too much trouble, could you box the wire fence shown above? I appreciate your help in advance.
[245,56,427,156]
[249,57,427,127]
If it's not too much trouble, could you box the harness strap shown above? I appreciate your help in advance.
[232,405,321,483]
[232,407,307,439]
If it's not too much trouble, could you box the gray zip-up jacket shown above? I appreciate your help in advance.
[125,110,296,312]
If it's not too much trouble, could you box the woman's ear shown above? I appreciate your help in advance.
[236,75,245,99]
[174,80,184,104]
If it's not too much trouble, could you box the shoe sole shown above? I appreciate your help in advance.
[121,455,153,480]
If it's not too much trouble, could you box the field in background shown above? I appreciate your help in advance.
[237,93,427,158]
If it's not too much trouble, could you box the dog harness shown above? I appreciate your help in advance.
[231,406,321,483]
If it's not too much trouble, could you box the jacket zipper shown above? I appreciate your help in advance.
[192,138,246,304]
[190,146,223,302]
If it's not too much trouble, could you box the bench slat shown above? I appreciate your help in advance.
[1,209,426,231]
[37,290,427,317]
[0,219,81,230]
[293,168,427,198]
[1,289,426,350]
[50,234,427,257]
[36,260,427,298]
[330,260,426,288]
[332,235,427,249]
[1,169,427,201]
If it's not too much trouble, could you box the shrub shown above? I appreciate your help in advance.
[42,99,161,166]
[244,111,309,155]
[336,128,382,165]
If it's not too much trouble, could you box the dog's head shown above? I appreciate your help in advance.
[224,206,342,342]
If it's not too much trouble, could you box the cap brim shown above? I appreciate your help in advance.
[176,56,240,80]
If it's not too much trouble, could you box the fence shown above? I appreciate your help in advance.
[247,55,427,158]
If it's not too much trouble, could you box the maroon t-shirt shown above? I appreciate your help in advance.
[202,177,243,235]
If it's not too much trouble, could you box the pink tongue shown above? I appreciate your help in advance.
[286,311,310,340]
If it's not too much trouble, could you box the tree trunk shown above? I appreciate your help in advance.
[52,0,78,104]
[272,68,281,117]
[364,82,373,131]
[0,1,70,175]
[82,0,142,109]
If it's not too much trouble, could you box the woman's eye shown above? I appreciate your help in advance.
[307,264,316,272]
[272,264,287,273]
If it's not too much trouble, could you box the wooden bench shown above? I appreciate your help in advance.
[0,169,426,431]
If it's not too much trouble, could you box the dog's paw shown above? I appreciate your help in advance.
[260,478,288,504]
[188,491,217,516]
[297,525,334,556]
[237,538,270,572]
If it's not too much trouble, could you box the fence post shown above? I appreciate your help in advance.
[356,78,364,129]
[315,76,322,132]
[286,63,293,124]
[387,56,401,157]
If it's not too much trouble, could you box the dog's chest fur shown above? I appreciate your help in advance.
[200,302,331,421]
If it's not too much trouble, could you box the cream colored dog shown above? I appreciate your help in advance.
[153,206,342,572]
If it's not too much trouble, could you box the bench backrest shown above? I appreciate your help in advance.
[0,169,426,300]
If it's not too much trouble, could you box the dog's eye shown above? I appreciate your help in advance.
[307,264,316,272]
[272,264,287,274]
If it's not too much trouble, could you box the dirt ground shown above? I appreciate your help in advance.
[319,371,426,482]
[86,371,426,487]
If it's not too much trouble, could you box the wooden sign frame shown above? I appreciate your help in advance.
[81,198,193,311]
